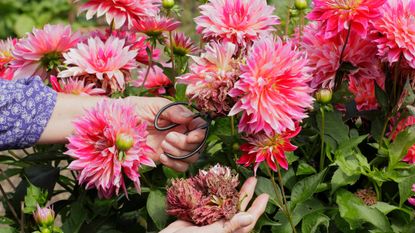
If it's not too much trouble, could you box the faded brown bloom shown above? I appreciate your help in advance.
[355,188,377,206]
[166,164,240,225]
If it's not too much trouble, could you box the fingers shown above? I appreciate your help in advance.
[161,104,195,125]
[221,213,254,233]
[239,177,257,211]
[159,154,190,172]
[245,194,269,225]
[164,129,205,151]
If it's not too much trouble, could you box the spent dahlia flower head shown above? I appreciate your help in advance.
[195,0,280,47]
[238,125,301,171]
[133,16,180,38]
[167,164,239,226]
[77,0,161,29]
[229,36,313,135]
[371,0,415,69]
[302,23,382,89]
[0,38,16,80]
[133,65,172,95]
[177,41,239,116]
[66,99,155,199]
[11,24,80,80]
[307,0,386,39]
[59,36,138,93]
[50,75,106,96]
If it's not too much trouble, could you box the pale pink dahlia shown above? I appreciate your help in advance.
[133,16,180,38]
[302,23,382,89]
[132,66,171,95]
[0,38,16,80]
[348,73,385,111]
[238,126,301,171]
[389,116,415,164]
[195,0,280,46]
[167,32,198,56]
[167,164,239,226]
[307,0,386,39]
[177,42,238,116]
[50,75,106,96]
[11,24,79,80]
[372,0,415,69]
[67,99,155,199]
[229,36,313,135]
[78,0,160,29]
[58,36,137,93]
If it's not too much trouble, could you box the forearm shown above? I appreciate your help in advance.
[38,94,104,144]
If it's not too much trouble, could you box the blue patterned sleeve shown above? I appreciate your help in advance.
[0,76,57,150]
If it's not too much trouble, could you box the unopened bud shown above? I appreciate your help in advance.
[316,88,333,104]
[34,206,55,227]
[116,133,134,151]
[294,0,308,10]
[162,0,175,9]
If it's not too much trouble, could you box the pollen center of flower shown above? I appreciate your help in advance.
[40,51,61,71]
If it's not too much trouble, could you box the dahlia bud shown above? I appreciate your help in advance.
[162,0,175,9]
[40,228,52,233]
[33,206,55,227]
[232,143,240,152]
[116,133,134,151]
[294,0,308,10]
[316,88,333,104]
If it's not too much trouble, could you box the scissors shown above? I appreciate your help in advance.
[154,102,212,160]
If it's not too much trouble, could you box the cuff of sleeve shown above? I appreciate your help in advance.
[17,77,57,148]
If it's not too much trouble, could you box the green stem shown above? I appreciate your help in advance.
[141,44,154,88]
[230,116,236,136]
[378,116,389,153]
[284,0,293,36]
[319,107,326,171]
[265,166,297,233]
[298,10,305,40]
[168,31,176,78]
[372,180,382,202]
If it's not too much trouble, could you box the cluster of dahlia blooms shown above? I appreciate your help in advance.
[66,99,155,199]
[166,164,239,225]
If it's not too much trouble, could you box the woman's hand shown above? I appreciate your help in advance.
[126,96,207,172]
[160,177,269,233]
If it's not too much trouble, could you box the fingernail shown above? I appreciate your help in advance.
[238,213,253,226]
[181,112,194,118]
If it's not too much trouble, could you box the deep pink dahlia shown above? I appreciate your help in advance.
[50,75,106,96]
[238,126,301,172]
[167,32,198,56]
[302,23,382,89]
[78,0,160,29]
[307,0,386,39]
[167,164,239,226]
[348,73,385,111]
[372,0,415,69]
[133,16,180,38]
[229,36,313,135]
[11,24,79,80]
[132,66,171,95]
[58,36,137,93]
[408,184,415,207]
[67,99,155,199]
[195,0,280,46]
[177,41,238,116]
[390,116,415,164]
[0,38,16,80]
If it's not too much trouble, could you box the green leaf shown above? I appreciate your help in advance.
[290,169,326,209]
[336,189,392,231]
[13,15,35,37]
[398,174,415,207]
[0,226,17,233]
[147,189,168,230]
[389,126,415,169]
[62,201,88,233]
[372,202,399,215]
[296,161,317,176]
[301,212,330,233]
[174,84,187,102]
[23,183,48,213]
[375,82,389,111]
[317,111,349,149]
[292,198,325,225]
[255,176,280,207]
[331,168,360,195]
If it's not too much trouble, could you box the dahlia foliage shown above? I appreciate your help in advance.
[2,0,415,232]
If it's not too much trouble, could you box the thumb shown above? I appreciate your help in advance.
[223,213,254,233]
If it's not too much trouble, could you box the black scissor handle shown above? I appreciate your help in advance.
[154,102,211,160]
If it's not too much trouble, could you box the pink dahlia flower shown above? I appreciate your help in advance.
[67,99,155,199]
[78,0,160,29]
[58,36,138,93]
[133,16,180,37]
[177,41,238,116]
[302,23,383,89]
[0,38,16,80]
[167,32,198,56]
[372,0,415,69]
[132,66,171,95]
[348,73,385,111]
[229,36,313,135]
[167,164,239,226]
[408,184,415,207]
[195,0,279,47]
[11,24,79,80]
[50,75,106,96]
[307,0,386,39]
[238,126,301,171]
